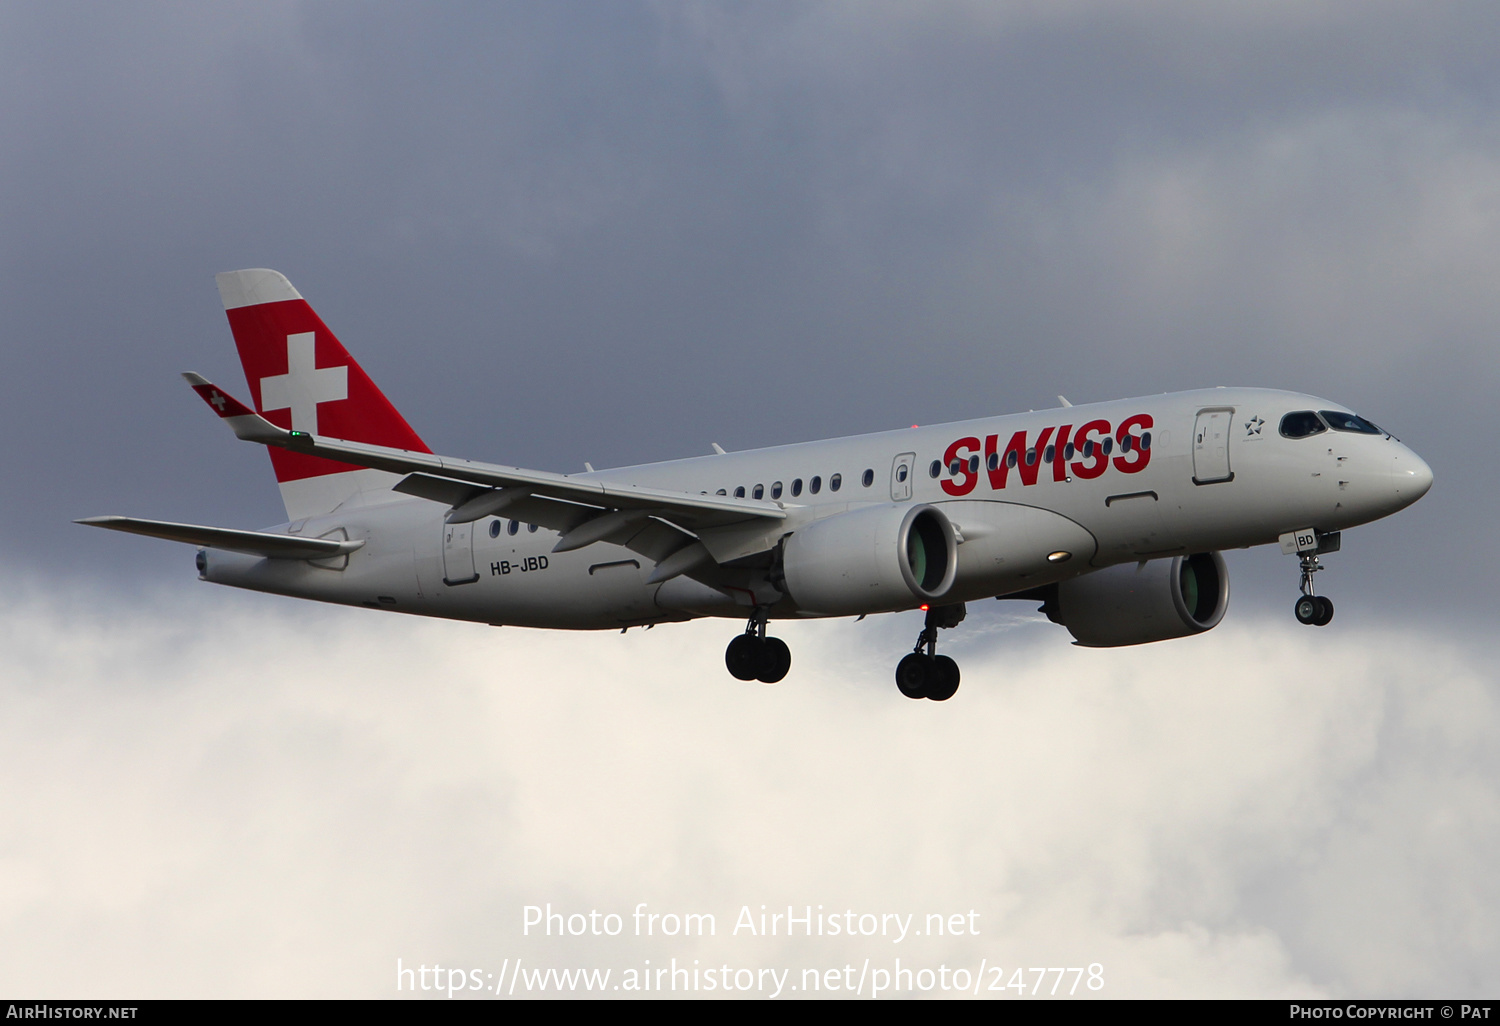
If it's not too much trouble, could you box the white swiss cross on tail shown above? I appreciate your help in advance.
[258,332,348,434]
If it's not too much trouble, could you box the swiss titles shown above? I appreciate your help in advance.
[940,414,1153,497]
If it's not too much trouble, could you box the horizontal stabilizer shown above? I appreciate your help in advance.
[76,516,365,560]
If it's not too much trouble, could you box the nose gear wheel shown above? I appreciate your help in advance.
[1294,552,1335,627]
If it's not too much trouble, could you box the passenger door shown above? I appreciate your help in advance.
[1192,409,1234,484]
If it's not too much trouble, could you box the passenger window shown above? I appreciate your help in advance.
[1044,444,1055,463]
[791,479,802,497]
[1083,440,1095,458]
[1102,438,1113,456]
[1065,442,1076,460]
[752,484,764,500]
[987,452,999,471]
[831,473,842,491]
[1140,432,1151,451]
[929,460,941,478]
[1006,450,1018,469]
[1320,411,1382,435]
[734,486,745,498]
[1025,448,1036,466]
[489,520,501,538]
[528,523,538,533]
[948,459,962,475]
[968,455,979,474]
[1279,411,1327,438]
[1120,435,1132,453]
[810,476,822,494]
[508,520,520,536]
[771,481,783,499]
[862,469,874,487]
[716,489,727,496]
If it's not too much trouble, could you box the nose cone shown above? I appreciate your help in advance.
[1391,445,1433,508]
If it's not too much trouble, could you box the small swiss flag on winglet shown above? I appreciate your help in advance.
[215,269,431,483]
[186,378,254,418]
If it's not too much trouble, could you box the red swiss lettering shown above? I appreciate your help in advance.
[1053,424,1073,481]
[941,437,980,496]
[983,432,1016,490]
[984,428,1057,489]
[1113,414,1153,474]
[1070,420,1110,480]
[1014,426,1054,487]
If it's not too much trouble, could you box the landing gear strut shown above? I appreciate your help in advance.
[1293,552,1335,627]
[895,604,966,701]
[725,608,791,683]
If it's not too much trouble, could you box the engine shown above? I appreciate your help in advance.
[782,503,958,616]
[1045,551,1229,647]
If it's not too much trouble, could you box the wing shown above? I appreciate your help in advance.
[182,374,787,573]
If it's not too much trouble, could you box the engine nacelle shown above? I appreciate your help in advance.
[783,503,958,616]
[1050,551,1229,647]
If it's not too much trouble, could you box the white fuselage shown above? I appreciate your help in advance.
[199,387,1432,629]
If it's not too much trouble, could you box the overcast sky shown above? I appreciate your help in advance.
[2,1,1498,998]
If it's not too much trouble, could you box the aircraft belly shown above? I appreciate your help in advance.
[431,534,665,629]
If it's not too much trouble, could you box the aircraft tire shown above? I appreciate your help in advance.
[926,655,961,702]
[1314,596,1334,627]
[726,635,763,681]
[756,637,791,684]
[1294,596,1320,625]
[895,653,932,699]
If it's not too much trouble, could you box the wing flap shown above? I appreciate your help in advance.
[392,472,486,507]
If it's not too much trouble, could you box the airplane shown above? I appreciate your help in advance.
[79,269,1434,701]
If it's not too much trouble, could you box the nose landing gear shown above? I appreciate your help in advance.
[725,609,792,683]
[1282,530,1338,627]
[895,604,966,701]
[1293,552,1335,627]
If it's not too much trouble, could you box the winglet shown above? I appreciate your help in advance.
[182,372,290,444]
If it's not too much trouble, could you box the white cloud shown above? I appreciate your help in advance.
[0,578,1495,998]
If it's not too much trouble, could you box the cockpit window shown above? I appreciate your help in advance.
[1320,411,1383,435]
[1279,411,1327,439]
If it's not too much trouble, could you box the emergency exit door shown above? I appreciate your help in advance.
[891,452,916,501]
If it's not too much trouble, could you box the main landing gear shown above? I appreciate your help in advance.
[725,609,791,684]
[895,604,966,702]
[1293,551,1335,627]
